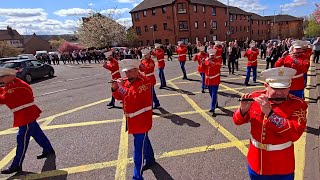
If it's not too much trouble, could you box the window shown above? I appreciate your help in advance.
[164,23,168,30]
[240,26,242,31]
[230,15,233,21]
[152,8,155,15]
[244,15,246,20]
[286,21,288,24]
[244,26,246,31]
[136,26,141,35]
[179,21,188,30]
[203,5,206,13]
[212,21,217,29]
[180,38,189,44]
[235,15,237,20]
[240,15,242,20]
[224,8,227,14]
[257,20,259,25]
[247,26,249,32]
[267,21,270,24]
[134,12,139,20]
[177,3,187,13]
[139,41,143,46]
[204,21,207,28]
[143,10,147,17]
[194,5,197,12]
[251,20,253,25]
[162,6,166,13]
[31,61,42,67]
[144,26,148,32]
[195,21,198,29]
[231,27,234,34]
[204,36,207,42]
[153,24,157,31]
[212,7,216,16]
[258,30,259,35]
[195,37,199,42]
[25,61,34,67]
[225,21,227,27]
[147,40,150,46]
[235,26,237,32]
[165,39,169,45]
[213,35,217,41]
[252,30,254,34]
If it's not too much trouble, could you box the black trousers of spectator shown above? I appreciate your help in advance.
[314,51,320,63]
[260,49,266,59]
[188,52,192,61]
[228,60,235,74]
[266,58,276,69]
[222,55,227,65]
[235,59,239,71]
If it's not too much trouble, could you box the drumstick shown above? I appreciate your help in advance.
[108,78,128,83]
[238,98,287,101]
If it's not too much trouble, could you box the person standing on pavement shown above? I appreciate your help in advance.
[187,42,193,61]
[265,43,273,69]
[140,49,161,109]
[260,40,267,59]
[203,49,222,117]
[0,68,55,174]
[166,45,173,61]
[275,40,310,99]
[176,41,188,79]
[152,43,166,89]
[112,59,156,180]
[227,42,237,75]
[313,37,320,63]
[193,46,208,93]
[234,41,241,71]
[103,51,121,107]
[233,67,307,180]
[244,42,259,86]
[222,42,227,66]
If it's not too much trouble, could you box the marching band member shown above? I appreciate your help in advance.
[176,41,188,80]
[152,43,167,89]
[244,42,259,86]
[193,46,208,93]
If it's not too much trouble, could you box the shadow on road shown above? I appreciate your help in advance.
[162,86,195,95]
[150,162,174,180]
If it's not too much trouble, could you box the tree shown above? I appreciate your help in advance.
[125,27,139,47]
[49,39,66,50]
[314,3,320,24]
[76,13,127,48]
[0,41,22,57]
[305,15,320,37]
[58,42,81,53]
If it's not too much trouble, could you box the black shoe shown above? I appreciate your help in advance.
[245,83,250,86]
[1,166,22,174]
[182,77,188,80]
[153,104,161,109]
[212,112,217,117]
[142,161,156,171]
[159,86,164,89]
[209,109,214,112]
[107,103,115,107]
[37,150,55,159]
[201,90,205,93]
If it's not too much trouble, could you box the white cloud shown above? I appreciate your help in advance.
[117,0,136,3]
[0,8,47,18]
[280,0,308,12]
[100,8,130,15]
[54,8,94,17]
[88,3,94,6]
[218,0,268,14]
[116,17,132,28]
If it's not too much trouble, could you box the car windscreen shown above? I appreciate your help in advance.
[1,62,21,68]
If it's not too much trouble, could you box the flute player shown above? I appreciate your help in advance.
[233,67,308,180]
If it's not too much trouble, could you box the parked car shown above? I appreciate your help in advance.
[0,59,54,83]
[0,56,28,62]
[18,54,37,60]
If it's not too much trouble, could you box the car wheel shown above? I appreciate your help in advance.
[48,69,54,77]
[25,74,32,83]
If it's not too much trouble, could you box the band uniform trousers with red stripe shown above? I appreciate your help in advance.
[113,75,155,180]
[103,58,121,105]
[203,57,222,111]
[0,78,53,169]
[233,91,307,179]
[275,53,310,99]
[152,49,166,88]
[176,45,188,79]
[244,49,259,84]
[140,58,160,108]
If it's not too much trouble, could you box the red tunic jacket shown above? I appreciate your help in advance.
[103,58,121,79]
[152,49,166,69]
[244,49,259,67]
[233,90,307,175]
[176,45,187,62]
[0,78,42,127]
[203,57,222,86]
[140,58,156,86]
[193,52,208,73]
[274,54,309,91]
[113,75,152,134]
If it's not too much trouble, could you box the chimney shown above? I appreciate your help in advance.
[7,26,14,37]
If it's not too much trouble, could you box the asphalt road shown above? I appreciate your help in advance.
[0,55,318,180]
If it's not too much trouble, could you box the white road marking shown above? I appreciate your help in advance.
[41,89,68,96]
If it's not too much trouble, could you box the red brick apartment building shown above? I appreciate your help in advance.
[130,0,304,46]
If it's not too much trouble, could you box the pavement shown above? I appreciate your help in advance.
[0,55,318,180]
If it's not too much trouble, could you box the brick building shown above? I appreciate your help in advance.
[0,26,24,48]
[130,0,304,45]
[265,15,304,39]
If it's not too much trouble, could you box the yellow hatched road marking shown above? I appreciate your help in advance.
[2,140,250,180]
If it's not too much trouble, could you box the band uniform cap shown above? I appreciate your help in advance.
[261,67,297,88]
[292,40,304,49]
[208,49,217,56]
[177,41,184,45]
[120,59,140,72]
[141,48,151,56]
[154,43,161,48]
[104,51,112,57]
[0,68,17,76]
[198,46,205,52]
[214,41,222,46]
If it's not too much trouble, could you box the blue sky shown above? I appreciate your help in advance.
[0,0,316,35]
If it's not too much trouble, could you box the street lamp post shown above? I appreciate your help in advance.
[150,26,155,45]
